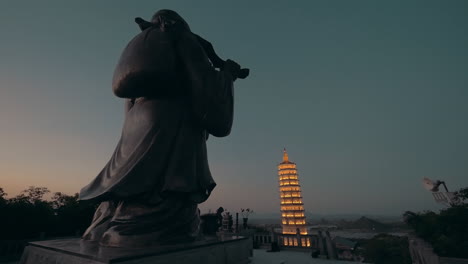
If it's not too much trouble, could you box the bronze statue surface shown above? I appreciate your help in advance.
[79,9,247,247]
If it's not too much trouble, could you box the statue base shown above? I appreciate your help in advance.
[20,236,252,264]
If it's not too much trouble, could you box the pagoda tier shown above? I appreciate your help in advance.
[278,149,308,235]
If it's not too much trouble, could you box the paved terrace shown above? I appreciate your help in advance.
[252,249,360,264]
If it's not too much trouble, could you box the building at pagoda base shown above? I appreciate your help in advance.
[277,149,312,248]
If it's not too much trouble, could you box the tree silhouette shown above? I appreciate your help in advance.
[404,188,468,259]
[0,187,6,206]
[357,234,411,264]
[0,186,97,240]
[0,187,6,198]
[21,186,50,204]
[453,187,468,205]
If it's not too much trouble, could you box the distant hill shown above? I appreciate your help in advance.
[248,218,281,225]
[249,212,402,221]
[337,216,391,231]
[247,216,394,231]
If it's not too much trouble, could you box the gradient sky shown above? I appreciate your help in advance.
[0,0,467,217]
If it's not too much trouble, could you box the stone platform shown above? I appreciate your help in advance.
[20,236,252,264]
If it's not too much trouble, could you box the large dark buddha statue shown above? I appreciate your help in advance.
[79,9,244,248]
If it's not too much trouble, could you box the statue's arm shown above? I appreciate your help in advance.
[176,32,237,136]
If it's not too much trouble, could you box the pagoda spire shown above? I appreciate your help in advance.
[283,148,289,162]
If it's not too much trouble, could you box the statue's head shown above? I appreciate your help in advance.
[151,9,190,32]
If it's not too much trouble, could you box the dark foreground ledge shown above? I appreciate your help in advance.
[20,236,252,264]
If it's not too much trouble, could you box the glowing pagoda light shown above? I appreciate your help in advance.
[278,149,307,235]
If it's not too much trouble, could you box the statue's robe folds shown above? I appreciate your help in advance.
[78,26,234,247]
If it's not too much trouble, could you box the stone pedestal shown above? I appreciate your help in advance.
[20,236,252,264]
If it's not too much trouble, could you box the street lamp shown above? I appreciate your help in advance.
[422,177,455,206]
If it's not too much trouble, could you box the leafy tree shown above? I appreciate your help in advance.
[404,197,468,258]
[453,187,468,205]
[0,187,7,206]
[0,186,97,240]
[21,186,50,204]
[51,192,79,209]
[50,192,97,236]
[0,187,6,198]
[2,191,54,239]
[357,234,411,264]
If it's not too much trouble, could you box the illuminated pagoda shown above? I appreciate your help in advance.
[278,149,311,247]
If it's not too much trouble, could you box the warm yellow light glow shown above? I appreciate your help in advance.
[279,170,297,175]
[283,214,293,217]
[280,193,302,198]
[280,186,300,192]
[279,180,300,186]
[280,198,303,204]
[278,150,309,241]
[279,175,299,180]
[283,149,289,162]
[278,164,296,169]
[281,205,304,211]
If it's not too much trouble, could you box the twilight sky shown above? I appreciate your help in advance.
[0,0,467,217]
